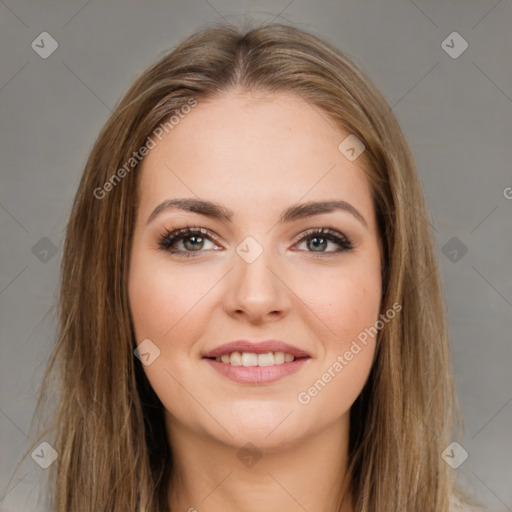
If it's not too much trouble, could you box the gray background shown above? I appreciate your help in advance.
[1,0,511,510]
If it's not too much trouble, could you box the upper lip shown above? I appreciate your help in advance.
[202,340,311,359]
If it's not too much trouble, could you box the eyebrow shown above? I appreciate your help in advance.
[146,198,368,228]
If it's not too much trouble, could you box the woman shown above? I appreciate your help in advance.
[33,21,472,511]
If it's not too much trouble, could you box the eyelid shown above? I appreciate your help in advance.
[290,227,350,245]
[158,225,222,248]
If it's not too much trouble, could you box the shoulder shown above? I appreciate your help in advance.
[449,494,481,512]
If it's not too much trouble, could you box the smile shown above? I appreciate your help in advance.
[211,351,297,366]
[204,352,310,384]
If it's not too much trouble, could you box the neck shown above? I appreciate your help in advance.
[166,413,353,512]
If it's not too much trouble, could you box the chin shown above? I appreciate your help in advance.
[214,410,315,452]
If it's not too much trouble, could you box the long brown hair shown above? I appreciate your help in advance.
[30,21,463,511]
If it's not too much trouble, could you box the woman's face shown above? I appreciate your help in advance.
[128,91,382,450]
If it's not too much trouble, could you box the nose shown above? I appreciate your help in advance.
[222,246,292,324]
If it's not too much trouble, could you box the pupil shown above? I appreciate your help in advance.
[309,237,326,251]
[185,236,203,250]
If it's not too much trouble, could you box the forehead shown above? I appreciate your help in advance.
[136,92,374,226]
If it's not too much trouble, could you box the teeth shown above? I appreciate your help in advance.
[213,351,297,366]
[274,351,285,364]
[257,352,274,367]
[230,352,242,366]
[242,352,257,366]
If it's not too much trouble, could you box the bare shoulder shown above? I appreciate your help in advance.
[449,495,483,512]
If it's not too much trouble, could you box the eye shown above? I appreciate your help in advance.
[158,226,220,258]
[292,228,353,256]
[158,226,354,258]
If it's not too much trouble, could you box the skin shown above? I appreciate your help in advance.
[128,90,382,512]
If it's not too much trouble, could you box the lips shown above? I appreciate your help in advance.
[202,340,311,359]
[202,340,311,384]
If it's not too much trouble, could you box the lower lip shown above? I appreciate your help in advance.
[204,358,310,384]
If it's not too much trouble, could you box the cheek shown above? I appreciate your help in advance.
[128,249,213,348]
[293,255,381,412]
[296,341,374,426]
[128,249,214,424]
[294,255,382,346]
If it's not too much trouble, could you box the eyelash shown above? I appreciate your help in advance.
[158,224,354,259]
